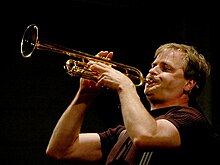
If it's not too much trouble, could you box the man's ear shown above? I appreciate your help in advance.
[184,79,197,93]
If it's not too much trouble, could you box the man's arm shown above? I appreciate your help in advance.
[46,83,103,162]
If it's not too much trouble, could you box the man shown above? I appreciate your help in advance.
[46,43,218,164]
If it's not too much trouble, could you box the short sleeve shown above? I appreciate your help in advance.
[98,125,125,161]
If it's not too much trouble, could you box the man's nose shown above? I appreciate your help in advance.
[149,65,160,74]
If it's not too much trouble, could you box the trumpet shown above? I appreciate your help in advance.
[21,24,149,87]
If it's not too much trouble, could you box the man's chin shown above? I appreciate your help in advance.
[144,89,154,96]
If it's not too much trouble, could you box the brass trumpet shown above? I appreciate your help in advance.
[21,24,148,87]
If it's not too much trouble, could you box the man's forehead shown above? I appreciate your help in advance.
[156,49,186,67]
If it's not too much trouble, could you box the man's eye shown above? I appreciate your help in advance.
[162,66,172,72]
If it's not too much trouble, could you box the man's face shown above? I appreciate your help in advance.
[144,49,188,104]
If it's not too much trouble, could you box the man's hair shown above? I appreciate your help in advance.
[155,43,211,98]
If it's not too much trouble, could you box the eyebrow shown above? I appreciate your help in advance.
[152,61,172,67]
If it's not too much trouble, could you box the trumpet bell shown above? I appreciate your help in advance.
[21,24,38,58]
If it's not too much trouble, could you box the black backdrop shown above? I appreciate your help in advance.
[1,0,219,164]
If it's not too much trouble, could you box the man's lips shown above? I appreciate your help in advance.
[147,82,158,88]
[146,76,160,87]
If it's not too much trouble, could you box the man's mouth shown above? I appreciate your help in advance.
[146,76,160,87]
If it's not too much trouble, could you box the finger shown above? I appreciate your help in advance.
[96,51,109,57]
[96,51,113,60]
[89,61,110,73]
[87,51,108,63]
[106,52,113,60]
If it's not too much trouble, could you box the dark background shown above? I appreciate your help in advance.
[1,0,219,164]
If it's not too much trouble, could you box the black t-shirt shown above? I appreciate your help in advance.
[98,106,220,165]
